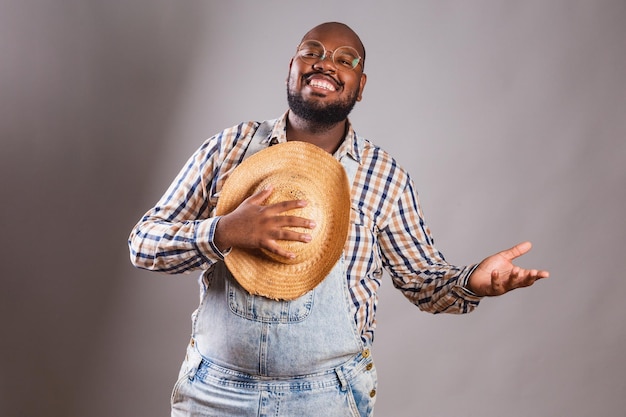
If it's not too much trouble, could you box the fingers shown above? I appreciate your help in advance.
[499,241,533,261]
[260,200,316,232]
[265,220,314,242]
[246,184,275,204]
[489,266,549,295]
[248,185,312,219]
[490,267,521,295]
[257,223,314,260]
[490,269,504,295]
[510,266,534,289]
[537,270,550,279]
[264,241,301,260]
[262,213,316,259]
[228,185,318,259]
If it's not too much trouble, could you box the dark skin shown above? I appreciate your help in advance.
[214,22,549,297]
[284,24,367,153]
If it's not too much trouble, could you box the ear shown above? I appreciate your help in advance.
[286,57,295,84]
[356,72,367,102]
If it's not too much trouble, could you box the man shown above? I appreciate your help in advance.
[129,22,549,417]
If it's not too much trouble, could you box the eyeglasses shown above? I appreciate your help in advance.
[296,40,362,70]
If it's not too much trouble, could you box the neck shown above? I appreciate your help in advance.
[286,111,347,154]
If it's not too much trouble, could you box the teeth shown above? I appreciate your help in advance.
[309,79,335,91]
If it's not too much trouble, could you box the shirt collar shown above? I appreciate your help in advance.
[266,111,362,164]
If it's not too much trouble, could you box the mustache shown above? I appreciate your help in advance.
[303,71,342,87]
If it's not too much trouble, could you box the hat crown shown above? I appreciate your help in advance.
[216,141,351,300]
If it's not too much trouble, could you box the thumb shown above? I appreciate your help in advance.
[247,184,273,204]
[499,241,533,261]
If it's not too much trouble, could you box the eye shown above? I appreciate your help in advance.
[336,53,359,69]
[337,58,353,68]
[301,49,323,59]
[297,40,326,62]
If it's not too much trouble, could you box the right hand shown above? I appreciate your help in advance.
[213,185,317,259]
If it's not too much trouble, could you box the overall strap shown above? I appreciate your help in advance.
[341,152,359,187]
[242,119,277,161]
[339,132,364,187]
[243,118,360,188]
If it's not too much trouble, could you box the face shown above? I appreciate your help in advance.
[287,23,367,126]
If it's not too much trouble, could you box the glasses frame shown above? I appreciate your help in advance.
[296,39,362,71]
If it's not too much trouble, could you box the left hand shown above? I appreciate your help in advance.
[467,241,550,297]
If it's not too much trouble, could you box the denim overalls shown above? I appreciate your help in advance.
[171,121,378,417]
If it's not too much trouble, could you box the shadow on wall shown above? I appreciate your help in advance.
[0,2,211,416]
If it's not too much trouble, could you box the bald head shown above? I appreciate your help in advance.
[301,22,366,67]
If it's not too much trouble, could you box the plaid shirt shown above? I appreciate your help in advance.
[129,112,482,344]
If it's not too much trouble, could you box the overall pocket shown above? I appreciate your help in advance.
[227,277,314,323]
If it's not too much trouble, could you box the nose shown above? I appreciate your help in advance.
[312,54,337,72]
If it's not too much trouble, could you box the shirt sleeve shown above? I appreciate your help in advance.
[128,136,227,274]
[379,177,483,314]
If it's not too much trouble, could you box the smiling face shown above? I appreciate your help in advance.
[286,22,367,126]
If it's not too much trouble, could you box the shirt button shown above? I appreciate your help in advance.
[362,349,370,358]
[369,389,376,398]
[190,338,195,347]
[366,363,373,371]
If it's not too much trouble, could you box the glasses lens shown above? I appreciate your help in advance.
[298,40,325,64]
[333,47,361,69]
[297,41,361,70]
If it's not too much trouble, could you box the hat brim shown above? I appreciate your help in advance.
[215,141,351,300]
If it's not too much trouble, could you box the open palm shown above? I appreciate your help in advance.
[467,241,550,297]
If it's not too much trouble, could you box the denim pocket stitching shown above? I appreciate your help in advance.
[227,279,314,323]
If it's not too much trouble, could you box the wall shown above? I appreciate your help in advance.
[1,1,625,416]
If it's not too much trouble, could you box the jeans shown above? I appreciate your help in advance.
[171,344,377,416]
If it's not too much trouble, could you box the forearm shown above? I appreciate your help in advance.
[389,263,482,314]
[128,216,223,273]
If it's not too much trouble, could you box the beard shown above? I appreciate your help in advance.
[287,78,359,127]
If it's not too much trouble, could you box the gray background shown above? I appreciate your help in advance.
[1,1,625,416]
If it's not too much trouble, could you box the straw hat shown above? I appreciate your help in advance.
[215,140,351,300]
